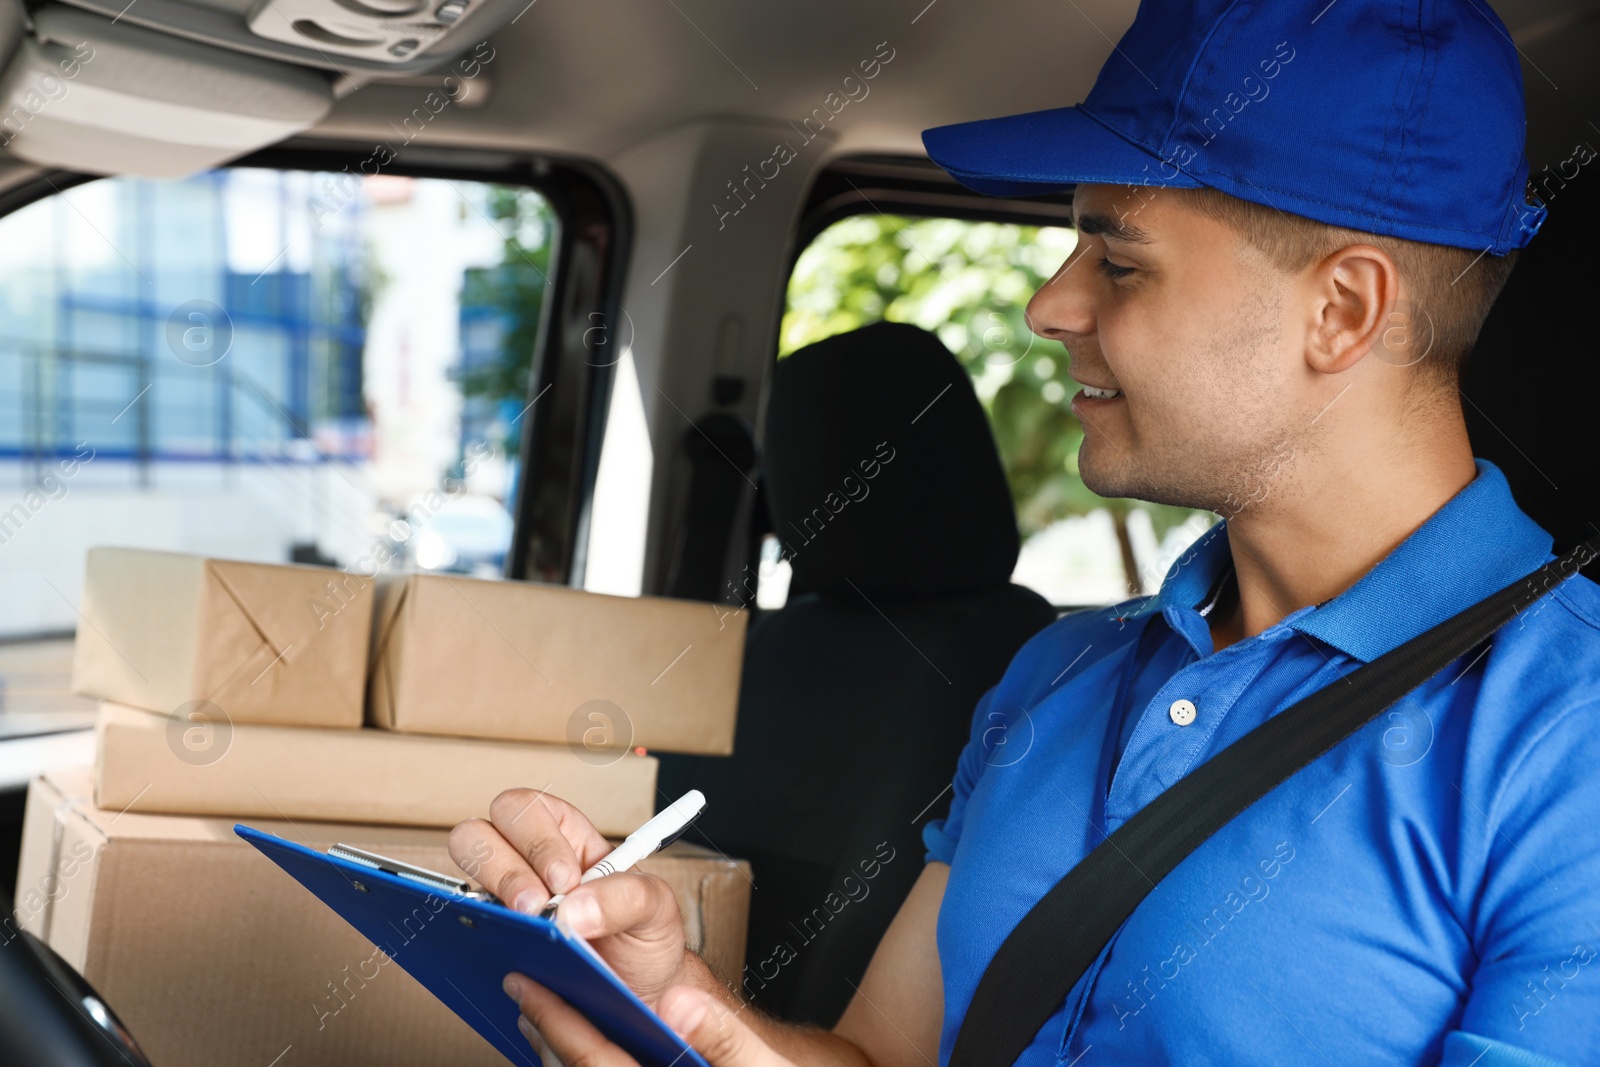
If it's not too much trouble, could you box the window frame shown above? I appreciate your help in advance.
[0,143,632,586]
[784,155,1077,287]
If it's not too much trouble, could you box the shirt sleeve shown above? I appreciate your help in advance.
[922,684,1001,865]
[1448,698,1600,1065]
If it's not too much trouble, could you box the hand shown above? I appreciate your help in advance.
[450,788,691,1002]
[505,974,796,1067]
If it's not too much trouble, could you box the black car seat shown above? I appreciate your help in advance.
[657,322,1059,1026]
[1464,176,1600,575]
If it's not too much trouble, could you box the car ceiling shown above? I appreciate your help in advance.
[1,0,1593,186]
[310,0,1600,175]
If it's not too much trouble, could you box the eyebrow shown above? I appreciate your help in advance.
[1074,211,1154,245]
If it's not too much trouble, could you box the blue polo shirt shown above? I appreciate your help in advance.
[924,460,1600,1067]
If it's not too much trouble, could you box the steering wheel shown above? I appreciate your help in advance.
[0,927,151,1066]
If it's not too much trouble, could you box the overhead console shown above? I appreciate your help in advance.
[0,0,520,177]
[50,0,518,73]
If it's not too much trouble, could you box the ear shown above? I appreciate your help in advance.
[1305,244,1401,375]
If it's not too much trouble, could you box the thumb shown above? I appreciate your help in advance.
[658,987,790,1067]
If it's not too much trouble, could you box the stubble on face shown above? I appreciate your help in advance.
[1077,264,1324,518]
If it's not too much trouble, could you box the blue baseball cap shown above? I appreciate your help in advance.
[922,0,1546,254]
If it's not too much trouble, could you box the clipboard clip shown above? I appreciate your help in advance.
[328,843,499,903]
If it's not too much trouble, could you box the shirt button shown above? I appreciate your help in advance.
[1169,699,1197,726]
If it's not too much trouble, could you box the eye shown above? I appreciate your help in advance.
[1097,256,1135,281]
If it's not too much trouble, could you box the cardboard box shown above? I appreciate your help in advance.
[370,573,746,755]
[11,768,752,1067]
[72,547,373,728]
[95,702,658,836]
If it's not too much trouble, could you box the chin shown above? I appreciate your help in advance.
[1079,444,1217,512]
[1077,443,1136,500]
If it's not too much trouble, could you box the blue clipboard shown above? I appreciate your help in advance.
[236,824,710,1067]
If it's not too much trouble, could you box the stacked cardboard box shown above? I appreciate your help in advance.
[13,768,752,1067]
[94,701,658,832]
[73,549,684,833]
[71,546,374,728]
[370,572,746,754]
[15,547,752,1065]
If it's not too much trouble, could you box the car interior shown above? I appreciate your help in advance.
[1,0,1598,1061]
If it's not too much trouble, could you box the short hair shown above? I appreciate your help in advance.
[1178,186,1518,383]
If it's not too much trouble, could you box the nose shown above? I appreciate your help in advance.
[1026,240,1098,348]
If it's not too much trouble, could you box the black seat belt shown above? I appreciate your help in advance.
[949,534,1600,1067]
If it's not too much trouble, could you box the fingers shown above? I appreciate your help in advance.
[446,818,501,883]
[447,788,611,915]
[556,872,681,942]
[506,976,794,1067]
[658,986,792,1067]
[448,819,542,913]
[491,787,612,894]
[507,974,633,1067]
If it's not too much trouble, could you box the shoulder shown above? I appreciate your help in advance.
[1481,570,1600,712]
[1550,570,1600,637]
[1466,572,1600,817]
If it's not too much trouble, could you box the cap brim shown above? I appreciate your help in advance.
[922,105,1202,197]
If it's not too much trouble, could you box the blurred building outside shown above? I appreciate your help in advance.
[0,169,535,641]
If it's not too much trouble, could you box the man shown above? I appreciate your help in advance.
[450,1,1600,1064]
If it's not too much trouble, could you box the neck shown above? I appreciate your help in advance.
[1207,412,1477,651]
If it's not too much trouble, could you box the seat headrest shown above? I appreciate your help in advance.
[764,322,1021,599]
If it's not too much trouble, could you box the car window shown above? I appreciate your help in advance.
[776,212,1214,609]
[0,168,555,658]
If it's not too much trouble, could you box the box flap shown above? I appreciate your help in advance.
[194,558,371,726]
[365,573,414,728]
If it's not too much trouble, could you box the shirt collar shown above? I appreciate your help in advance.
[1150,520,1232,617]
[1148,459,1553,663]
